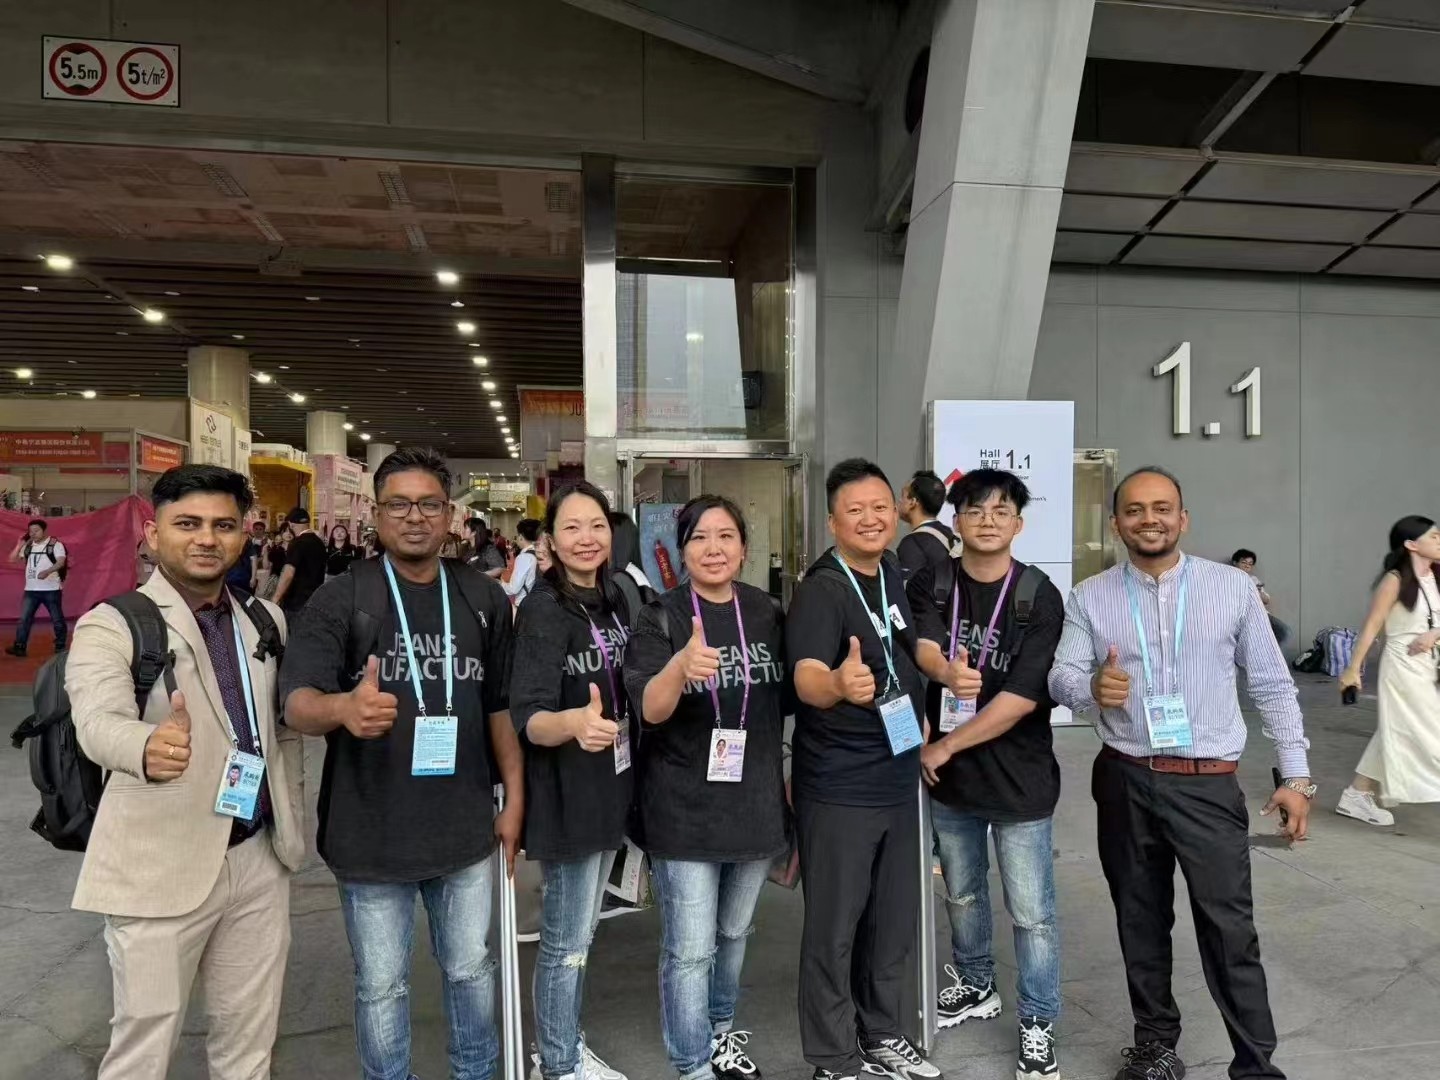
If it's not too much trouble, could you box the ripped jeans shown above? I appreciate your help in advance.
[338,857,498,1080]
[650,858,770,1080]
[533,851,618,1079]
[930,800,1061,1021]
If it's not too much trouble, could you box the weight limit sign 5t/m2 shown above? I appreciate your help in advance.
[42,37,180,107]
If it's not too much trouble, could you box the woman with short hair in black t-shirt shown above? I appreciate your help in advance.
[623,495,788,1080]
[510,481,635,1080]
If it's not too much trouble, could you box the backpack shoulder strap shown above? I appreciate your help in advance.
[105,591,177,716]
[235,592,285,662]
[443,557,503,631]
[346,558,390,680]
[1012,565,1049,629]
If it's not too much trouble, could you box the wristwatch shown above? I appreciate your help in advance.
[1282,777,1317,800]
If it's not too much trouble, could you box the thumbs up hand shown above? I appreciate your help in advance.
[677,617,723,683]
[572,682,620,752]
[833,636,877,706]
[144,690,192,782]
[1092,644,1131,709]
[345,654,399,739]
[945,648,984,701]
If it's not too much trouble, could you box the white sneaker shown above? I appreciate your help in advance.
[578,1039,628,1080]
[1336,786,1394,826]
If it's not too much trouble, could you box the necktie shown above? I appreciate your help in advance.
[194,604,272,831]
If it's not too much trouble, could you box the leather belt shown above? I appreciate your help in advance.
[1101,744,1238,775]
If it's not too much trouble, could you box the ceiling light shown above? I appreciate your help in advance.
[489,400,502,409]
[685,331,703,343]
[496,414,507,423]
[14,368,33,379]
[456,321,476,336]
[81,389,96,399]
[116,331,128,336]
[342,422,354,431]
[164,290,180,297]
[278,364,289,370]
[231,334,245,341]
[471,355,488,367]
[360,432,372,441]
[141,308,165,324]
[20,285,38,292]
[347,338,361,344]
[289,392,306,404]
[500,426,510,434]
[304,295,320,302]
[253,372,272,384]
[510,451,520,459]
[481,380,497,391]
[43,254,74,272]
[436,270,460,286]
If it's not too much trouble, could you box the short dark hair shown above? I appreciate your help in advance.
[26,518,46,533]
[373,447,452,500]
[1112,465,1184,515]
[826,458,892,511]
[464,516,486,537]
[1231,548,1257,565]
[608,510,642,571]
[677,494,748,550]
[906,470,947,516]
[517,518,542,543]
[947,468,1031,515]
[151,464,254,516]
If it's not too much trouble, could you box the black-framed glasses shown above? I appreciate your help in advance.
[380,498,448,519]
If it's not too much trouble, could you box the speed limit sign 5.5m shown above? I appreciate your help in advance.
[42,37,179,107]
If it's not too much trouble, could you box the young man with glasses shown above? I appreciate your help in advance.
[282,447,523,1080]
[905,469,1066,1080]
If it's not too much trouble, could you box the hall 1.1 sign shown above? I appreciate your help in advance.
[42,37,180,107]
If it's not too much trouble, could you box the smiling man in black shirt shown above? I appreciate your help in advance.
[906,469,1064,1080]
[281,447,521,1080]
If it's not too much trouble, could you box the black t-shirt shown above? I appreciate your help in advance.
[917,559,1065,822]
[226,538,256,589]
[786,552,942,807]
[284,531,327,612]
[898,521,953,602]
[623,582,788,862]
[510,578,634,861]
[326,544,359,577]
[279,567,513,883]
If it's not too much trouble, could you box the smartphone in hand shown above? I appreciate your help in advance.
[1342,685,1358,706]
[1271,767,1289,829]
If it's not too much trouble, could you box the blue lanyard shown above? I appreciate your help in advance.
[1123,562,1189,695]
[382,557,454,716]
[226,608,263,754]
[833,552,899,693]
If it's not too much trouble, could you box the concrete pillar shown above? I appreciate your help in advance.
[882,0,1094,481]
[366,442,396,473]
[187,345,250,429]
[306,410,348,457]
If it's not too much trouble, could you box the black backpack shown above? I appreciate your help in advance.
[25,537,68,582]
[931,559,1049,652]
[9,590,284,852]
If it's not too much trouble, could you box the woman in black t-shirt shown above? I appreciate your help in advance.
[325,523,359,578]
[510,481,634,1080]
[624,495,788,1080]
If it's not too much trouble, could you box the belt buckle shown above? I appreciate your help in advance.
[1146,754,1163,773]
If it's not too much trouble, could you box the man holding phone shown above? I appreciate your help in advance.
[8,519,67,657]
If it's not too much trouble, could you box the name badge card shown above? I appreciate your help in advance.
[707,728,746,782]
[878,687,923,756]
[413,715,458,776]
[938,688,977,733]
[1143,694,1194,750]
[214,750,265,821]
[614,724,632,774]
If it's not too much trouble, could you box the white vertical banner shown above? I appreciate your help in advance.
[232,429,252,477]
[929,400,1076,724]
[189,399,234,468]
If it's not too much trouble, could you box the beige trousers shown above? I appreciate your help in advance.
[98,832,292,1080]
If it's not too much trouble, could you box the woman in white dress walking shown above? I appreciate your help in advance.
[1337,515,1440,825]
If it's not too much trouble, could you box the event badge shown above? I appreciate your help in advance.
[1143,694,1193,750]
[938,688,977,733]
[878,687,923,756]
[214,750,265,821]
[614,723,632,774]
[412,715,459,776]
[707,728,746,782]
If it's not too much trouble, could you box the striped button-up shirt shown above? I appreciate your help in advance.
[1048,553,1310,777]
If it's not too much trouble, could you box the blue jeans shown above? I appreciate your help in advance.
[338,857,499,1080]
[650,858,770,1080]
[931,799,1061,1021]
[15,589,65,649]
[533,851,617,1079]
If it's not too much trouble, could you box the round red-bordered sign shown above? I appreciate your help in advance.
[47,42,108,97]
[117,46,174,102]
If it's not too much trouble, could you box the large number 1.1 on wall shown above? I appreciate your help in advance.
[1152,342,1262,439]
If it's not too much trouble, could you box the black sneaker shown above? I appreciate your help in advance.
[712,1030,760,1079]
[810,1067,890,1080]
[937,964,1002,1029]
[1114,1042,1185,1080]
[1016,1016,1058,1080]
[859,1035,943,1079]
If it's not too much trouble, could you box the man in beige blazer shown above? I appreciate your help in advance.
[66,464,305,1080]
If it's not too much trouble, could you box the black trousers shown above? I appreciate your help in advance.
[795,797,919,1071]
[1093,751,1283,1080]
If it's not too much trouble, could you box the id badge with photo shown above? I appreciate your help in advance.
[412,715,459,776]
[614,723,632,774]
[877,688,923,756]
[1143,693,1194,751]
[707,728,747,783]
[214,750,265,821]
[938,688,977,733]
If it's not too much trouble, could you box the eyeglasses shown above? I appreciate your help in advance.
[959,507,1016,525]
[380,498,448,519]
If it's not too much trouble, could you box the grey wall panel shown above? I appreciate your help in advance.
[1031,302,1099,446]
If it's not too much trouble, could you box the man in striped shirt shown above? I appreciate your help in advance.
[1049,467,1313,1080]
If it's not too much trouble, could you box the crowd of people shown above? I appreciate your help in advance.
[49,446,1440,1080]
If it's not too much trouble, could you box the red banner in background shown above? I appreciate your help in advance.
[0,432,104,465]
[0,497,152,623]
[138,436,184,472]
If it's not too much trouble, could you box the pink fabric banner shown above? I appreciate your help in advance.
[0,497,152,623]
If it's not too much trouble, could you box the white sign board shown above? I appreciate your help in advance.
[42,37,179,107]
[189,400,234,468]
[232,429,251,478]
